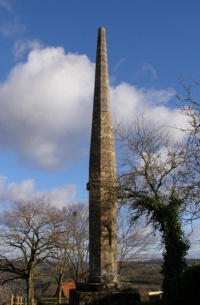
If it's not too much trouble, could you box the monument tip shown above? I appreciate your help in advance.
[98,26,105,33]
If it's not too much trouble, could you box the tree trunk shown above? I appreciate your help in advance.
[27,269,35,305]
[57,274,64,304]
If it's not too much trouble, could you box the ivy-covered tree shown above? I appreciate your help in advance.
[116,117,191,305]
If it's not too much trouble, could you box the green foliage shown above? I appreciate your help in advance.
[159,204,190,305]
[133,196,190,305]
[117,117,193,305]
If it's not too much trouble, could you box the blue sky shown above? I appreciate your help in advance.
[0,0,200,257]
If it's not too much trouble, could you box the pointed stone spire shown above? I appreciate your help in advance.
[87,27,118,284]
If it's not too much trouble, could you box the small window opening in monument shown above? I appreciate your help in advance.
[105,225,112,246]
[73,211,78,217]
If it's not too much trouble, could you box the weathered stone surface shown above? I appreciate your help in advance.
[70,289,141,305]
[69,27,137,305]
[88,27,117,285]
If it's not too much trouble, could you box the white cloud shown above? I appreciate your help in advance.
[0,0,25,37]
[112,58,126,73]
[140,62,158,80]
[111,83,188,141]
[0,0,12,12]
[0,47,95,170]
[0,20,25,36]
[0,47,189,170]
[133,62,158,83]
[0,175,76,208]
[13,39,43,59]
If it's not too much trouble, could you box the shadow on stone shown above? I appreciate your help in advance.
[70,286,141,305]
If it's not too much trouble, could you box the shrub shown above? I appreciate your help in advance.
[179,264,200,305]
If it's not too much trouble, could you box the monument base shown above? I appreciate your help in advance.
[69,283,141,305]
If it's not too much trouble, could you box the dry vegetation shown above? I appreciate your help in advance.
[120,260,162,302]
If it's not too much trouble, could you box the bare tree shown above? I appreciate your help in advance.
[178,78,200,219]
[117,205,154,277]
[47,236,70,304]
[47,201,89,304]
[65,203,89,283]
[0,279,25,305]
[116,117,192,305]
[0,199,63,305]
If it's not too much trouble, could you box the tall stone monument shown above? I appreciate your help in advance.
[87,26,118,285]
[70,27,140,305]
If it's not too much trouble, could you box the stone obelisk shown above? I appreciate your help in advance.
[87,27,118,285]
[70,27,140,305]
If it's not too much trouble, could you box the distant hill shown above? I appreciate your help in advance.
[120,258,200,286]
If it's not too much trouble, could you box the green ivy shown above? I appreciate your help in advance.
[159,204,189,305]
[134,196,190,305]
